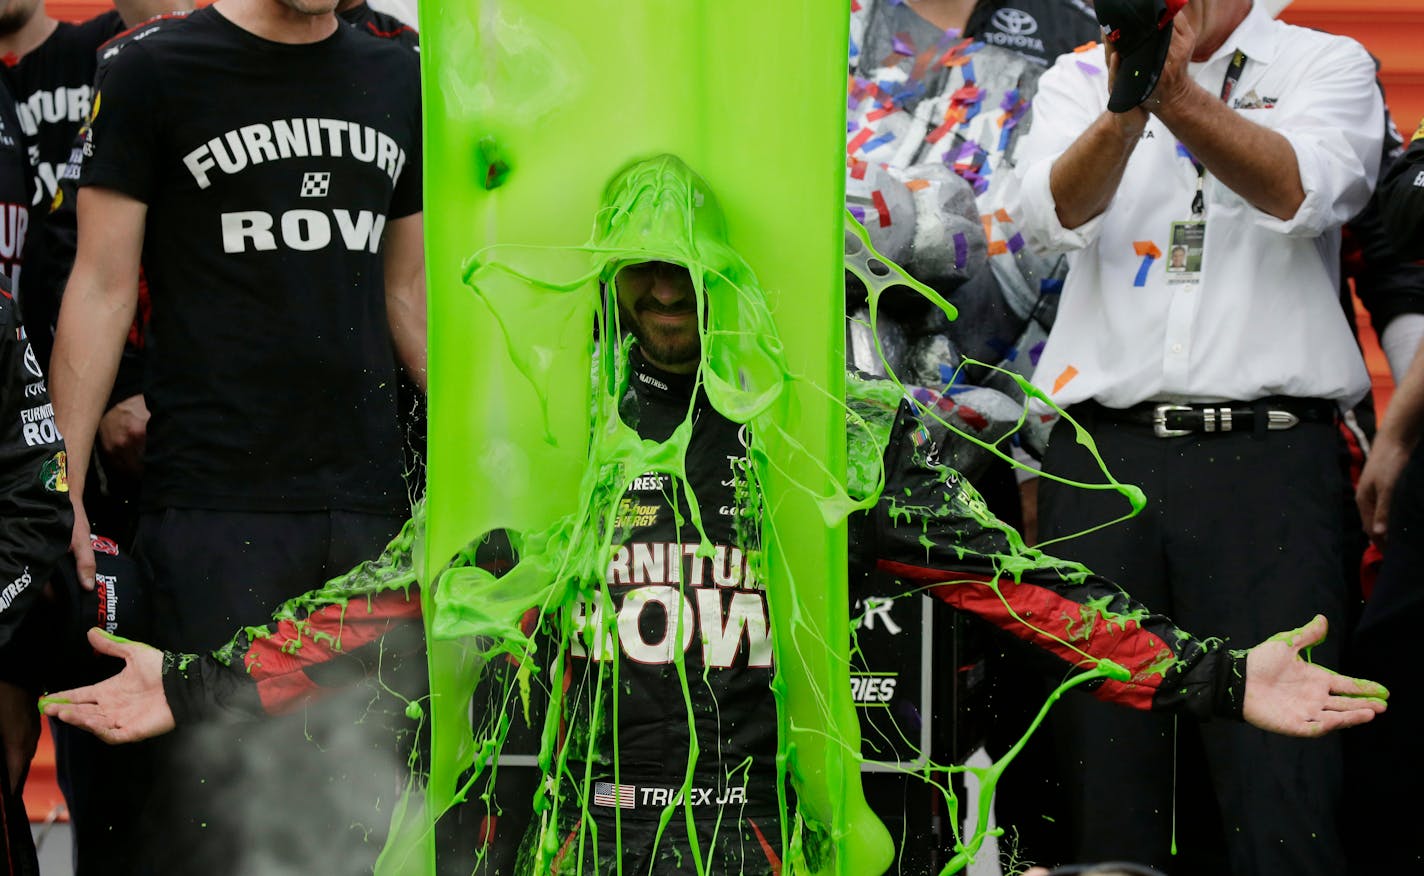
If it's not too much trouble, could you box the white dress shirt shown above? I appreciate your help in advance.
[1009,1,1383,409]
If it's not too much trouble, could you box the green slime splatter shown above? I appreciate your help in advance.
[399,3,1161,874]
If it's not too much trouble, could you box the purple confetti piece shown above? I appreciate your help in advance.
[850,205,866,224]
[936,28,960,50]
[893,33,915,56]
[953,232,968,269]
[999,90,1019,112]
[1076,60,1101,76]
[1007,232,1025,254]
[847,120,860,133]
[1029,340,1047,366]
[955,140,978,162]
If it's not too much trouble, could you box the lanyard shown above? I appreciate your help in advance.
[1187,49,1248,217]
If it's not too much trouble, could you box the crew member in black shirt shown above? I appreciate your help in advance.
[48,0,426,869]
[0,65,69,874]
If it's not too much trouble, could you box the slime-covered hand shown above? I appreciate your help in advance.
[41,628,175,743]
[1242,614,1388,737]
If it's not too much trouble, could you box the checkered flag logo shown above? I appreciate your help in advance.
[300,172,331,198]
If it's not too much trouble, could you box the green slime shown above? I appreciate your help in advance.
[400,3,1158,874]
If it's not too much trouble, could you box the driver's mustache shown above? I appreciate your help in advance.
[639,298,696,314]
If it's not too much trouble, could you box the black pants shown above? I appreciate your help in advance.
[1344,442,1424,874]
[1037,413,1349,876]
[134,507,409,876]
[0,747,38,876]
[527,811,785,876]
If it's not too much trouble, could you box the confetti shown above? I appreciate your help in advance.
[862,131,897,153]
[953,232,968,268]
[957,404,989,431]
[871,189,892,227]
[1052,365,1080,395]
[1133,241,1161,286]
[925,121,955,145]
[847,127,874,155]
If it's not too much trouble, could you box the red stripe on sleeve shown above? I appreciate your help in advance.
[878,560,1173,710]
[243,593,422,714]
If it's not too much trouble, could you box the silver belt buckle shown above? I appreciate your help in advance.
[1266,409,1300,430]
[1153,404,1193,438]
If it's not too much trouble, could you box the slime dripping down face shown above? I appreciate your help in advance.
[615,260,701,374]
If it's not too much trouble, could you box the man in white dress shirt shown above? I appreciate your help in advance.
[1007,0,1382,873]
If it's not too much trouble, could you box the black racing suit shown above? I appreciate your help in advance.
[0,277,71,651]
[1379,124,1424,261]
[161,349,1247,875]
[0,276,72,876]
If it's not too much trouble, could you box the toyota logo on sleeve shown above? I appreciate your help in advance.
[991,8,1039,35]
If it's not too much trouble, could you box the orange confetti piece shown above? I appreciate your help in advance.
[1052,366,1079,396]
[1073,41,1100,53]
[988,240,1009,256]
[995,208,1012,223]
[905,178,931,192]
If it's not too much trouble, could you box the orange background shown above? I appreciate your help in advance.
[22,0,1424,826]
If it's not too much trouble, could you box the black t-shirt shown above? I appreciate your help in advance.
[8,11,123,207]
[0,74,33,292]
[79,6,422,513]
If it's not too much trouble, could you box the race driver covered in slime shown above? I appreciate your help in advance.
[43,156,1386,876]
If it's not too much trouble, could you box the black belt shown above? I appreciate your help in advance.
[1079,397,1338,438]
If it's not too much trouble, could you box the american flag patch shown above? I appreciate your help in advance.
[593,782,636,809]
[910,424,933,447]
